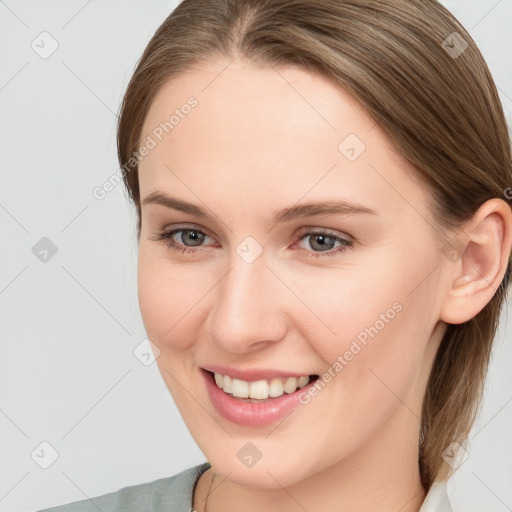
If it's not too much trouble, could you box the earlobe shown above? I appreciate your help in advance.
[439,199,512,325]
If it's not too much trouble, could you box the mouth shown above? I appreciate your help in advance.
[203,369,320,403]
[200,367,321,426]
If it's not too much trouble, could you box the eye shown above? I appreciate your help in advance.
[293,229,353,258]
[151,225,353,257]
[151,226,215,254]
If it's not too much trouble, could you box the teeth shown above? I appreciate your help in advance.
[213,372,313,400]
[232,378,249,398]
[214,373,224,388]
[283,377,298,394]
[222,374,232,394]
[297,375,309,388]
[249,379,269,399]
[269,377,284,398]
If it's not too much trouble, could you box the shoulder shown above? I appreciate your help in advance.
[35,462,211,512]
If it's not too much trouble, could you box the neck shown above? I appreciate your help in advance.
[196,406,427,512]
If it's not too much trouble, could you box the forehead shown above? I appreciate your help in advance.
[138,58,433,223]
[142,59,380,146]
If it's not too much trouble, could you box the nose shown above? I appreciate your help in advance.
[206,247,290,354]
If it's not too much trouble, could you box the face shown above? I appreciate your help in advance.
[136,57,449,488]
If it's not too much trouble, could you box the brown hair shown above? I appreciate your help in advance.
[116,0,512,492]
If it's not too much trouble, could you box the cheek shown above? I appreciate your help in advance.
[288,257,434,409]
[137,248,210,352]
[278,262,402,358]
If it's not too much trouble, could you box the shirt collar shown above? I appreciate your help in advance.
[419,480,453,512]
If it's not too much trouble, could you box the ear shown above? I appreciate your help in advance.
[439,198,512,325]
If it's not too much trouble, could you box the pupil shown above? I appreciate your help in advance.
[312,234,333,251]
[184,229,203,246]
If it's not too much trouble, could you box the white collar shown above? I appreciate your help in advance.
[419,480,453,512]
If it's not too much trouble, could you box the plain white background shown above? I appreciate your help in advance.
[0,1,511,511]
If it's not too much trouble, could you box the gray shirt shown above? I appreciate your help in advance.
[36,462,453,512]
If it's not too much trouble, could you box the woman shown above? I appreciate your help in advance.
[38,0,512,510]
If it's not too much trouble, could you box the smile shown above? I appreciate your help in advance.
[213,371,315,401]
[201,369,320,426]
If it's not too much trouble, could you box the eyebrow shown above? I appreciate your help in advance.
[141,191,377,224]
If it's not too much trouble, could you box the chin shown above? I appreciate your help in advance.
[214,460,311,490]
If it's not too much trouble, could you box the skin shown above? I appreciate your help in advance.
[136,56,512,512]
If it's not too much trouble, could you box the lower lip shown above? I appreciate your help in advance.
[201,369,318,427]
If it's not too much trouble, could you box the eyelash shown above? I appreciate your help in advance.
[151,225,353,258]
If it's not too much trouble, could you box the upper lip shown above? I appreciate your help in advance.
[202,365,315,382]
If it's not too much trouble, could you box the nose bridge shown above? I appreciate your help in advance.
[208,243,287,352]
